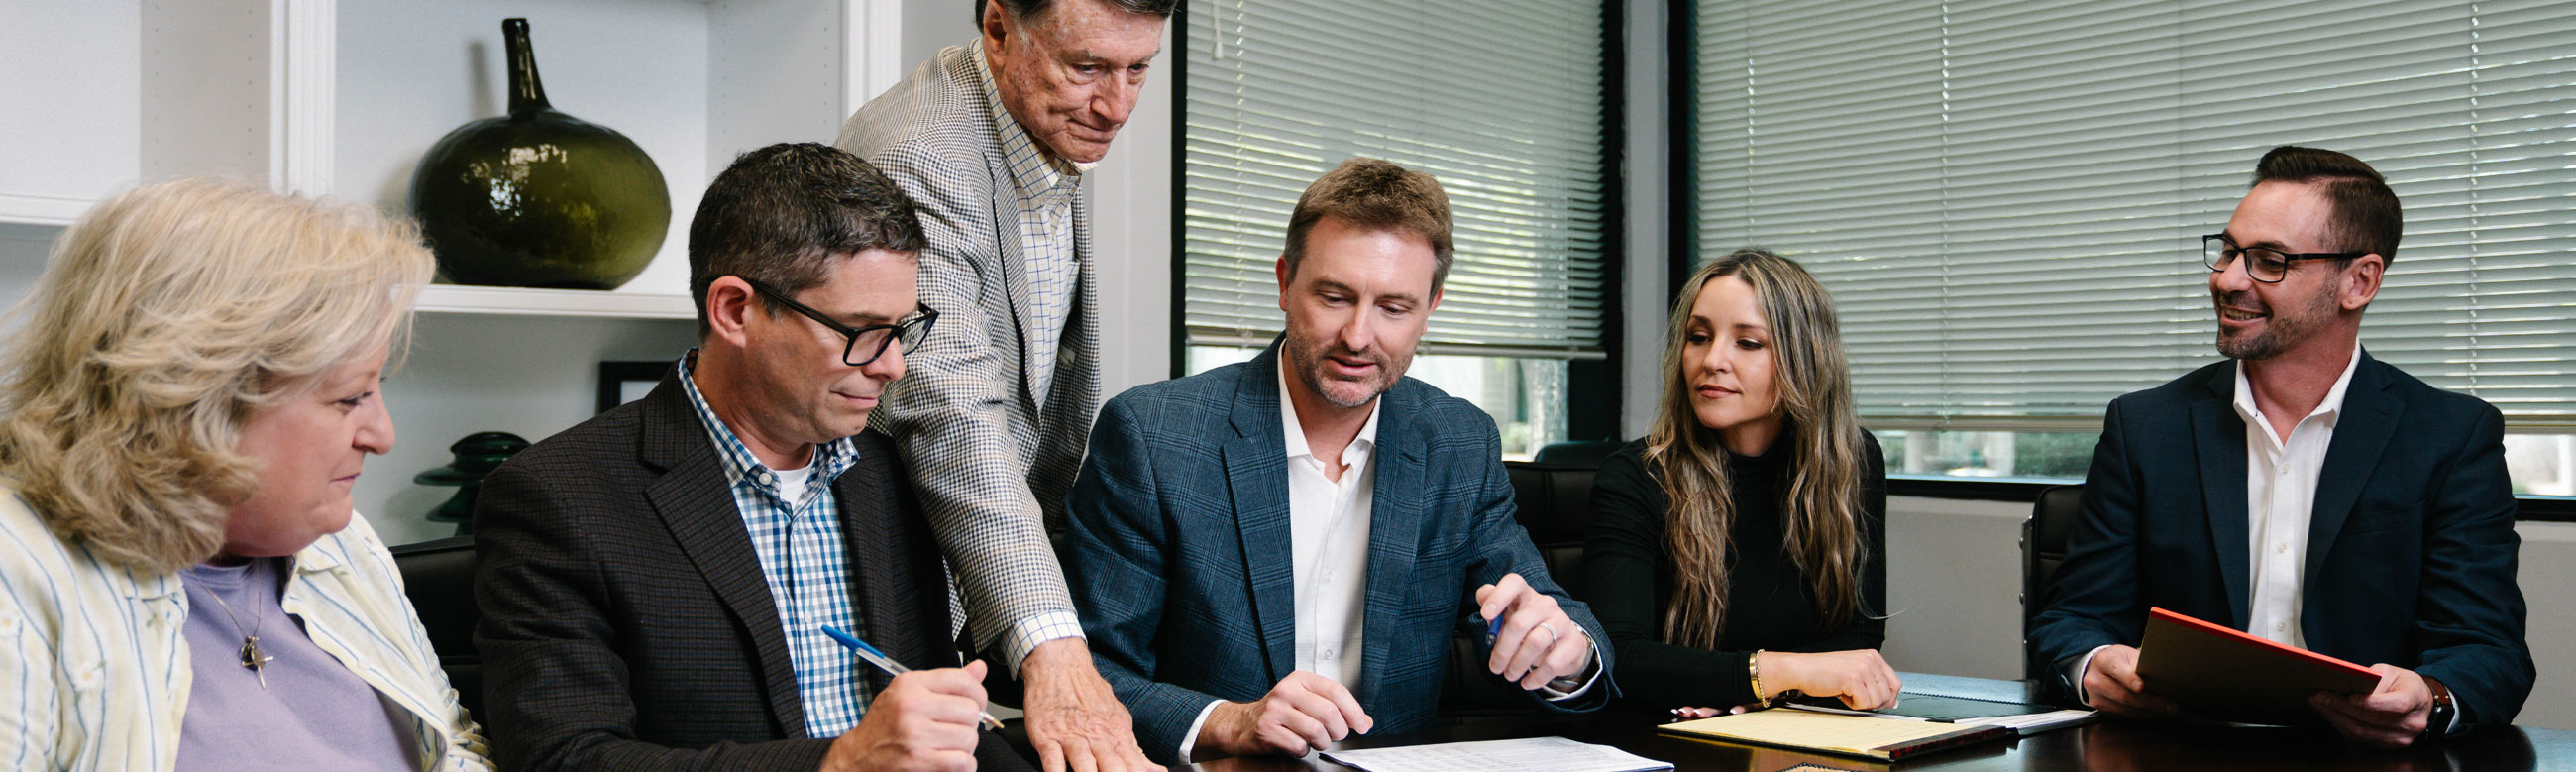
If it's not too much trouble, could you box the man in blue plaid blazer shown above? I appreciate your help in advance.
[1060,160,1614,765]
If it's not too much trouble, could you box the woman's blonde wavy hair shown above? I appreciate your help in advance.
[1646,249,1872,650]
[0,177,433,574]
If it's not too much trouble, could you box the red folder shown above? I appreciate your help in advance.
[2133,607,2383,726]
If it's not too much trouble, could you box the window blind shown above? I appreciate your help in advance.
[1182,0,1611,360]
[1694,0,2576,431]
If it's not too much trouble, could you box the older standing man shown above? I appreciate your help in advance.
[835,1,1171,769]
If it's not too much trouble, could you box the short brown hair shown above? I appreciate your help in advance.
[688,143,924,337]
[2251,145,2402,265]
[1282,158,1455,292]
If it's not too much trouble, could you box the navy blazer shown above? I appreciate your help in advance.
[1061,344,1613,762]
[2028,351,2533,730]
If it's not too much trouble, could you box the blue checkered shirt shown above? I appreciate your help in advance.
[678,351,871,737]
[978,42,1090,408]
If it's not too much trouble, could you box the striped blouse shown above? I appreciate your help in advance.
[0,488,491,771]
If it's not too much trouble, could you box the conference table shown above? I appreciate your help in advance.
[1174,675,2574,771]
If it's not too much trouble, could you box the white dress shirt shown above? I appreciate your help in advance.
[1279,370,1383,692]
[1176,369,1384,760]
[2235,340,2362,647]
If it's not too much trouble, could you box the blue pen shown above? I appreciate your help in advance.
[820,625,1007,730]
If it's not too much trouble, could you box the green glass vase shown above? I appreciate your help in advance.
[409,18,670,289]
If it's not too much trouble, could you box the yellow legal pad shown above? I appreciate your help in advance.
[1659,710,2011,761]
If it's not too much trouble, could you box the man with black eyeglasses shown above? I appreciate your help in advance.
[474,143,1035,771]
[2029,146,2533,747]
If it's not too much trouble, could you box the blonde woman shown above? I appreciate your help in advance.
[1583,249,1896,716]
[0,178,490,769]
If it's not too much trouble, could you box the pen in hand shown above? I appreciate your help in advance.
[819,624,1008,730]
[1483,612,1585,692]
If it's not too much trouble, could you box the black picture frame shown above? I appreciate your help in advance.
[597,361,669,414]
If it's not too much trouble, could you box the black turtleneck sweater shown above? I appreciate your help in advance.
[1581,432,1887,710]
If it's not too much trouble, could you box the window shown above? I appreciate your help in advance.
[1689,1,2576,496]
[1178,0,1613,456]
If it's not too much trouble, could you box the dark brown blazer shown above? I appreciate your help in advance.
[473,373,1031,771]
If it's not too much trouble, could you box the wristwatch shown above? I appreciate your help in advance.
[2420,676,2457,742]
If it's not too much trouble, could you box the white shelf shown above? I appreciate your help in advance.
[2,0,907,317]
[414,284,695,319]
[0,194,93,227]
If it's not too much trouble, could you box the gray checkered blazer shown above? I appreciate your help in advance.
[834,44,1102,659]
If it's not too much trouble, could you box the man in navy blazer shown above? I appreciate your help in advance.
[2029,147,2533,747]
[1060,159,1612,764]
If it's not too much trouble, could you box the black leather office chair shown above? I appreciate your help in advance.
[2022,485,2084,680]
[1530,439,1623,468]
[389,535,483,723]
[1505,460,1599,601]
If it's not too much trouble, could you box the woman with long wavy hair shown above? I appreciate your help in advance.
[1583,248,1895,715]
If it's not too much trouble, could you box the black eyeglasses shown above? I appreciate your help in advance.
[2201,234,2365,284]
[740,277,937,366]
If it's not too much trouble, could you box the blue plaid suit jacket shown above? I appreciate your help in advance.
[1061,343,1613,762]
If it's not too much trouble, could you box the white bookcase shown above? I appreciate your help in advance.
[0,0,907,545]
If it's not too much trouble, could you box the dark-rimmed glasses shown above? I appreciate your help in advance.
[740,277,937,367]
[2201,234,2365,283]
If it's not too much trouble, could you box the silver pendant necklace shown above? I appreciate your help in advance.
[201,567,275,688]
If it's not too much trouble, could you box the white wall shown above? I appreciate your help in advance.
[1880,496,2576,731]
[900,0,968,67]
[1620,0,1671,440]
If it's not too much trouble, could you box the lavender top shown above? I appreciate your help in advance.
[175,557,416,772]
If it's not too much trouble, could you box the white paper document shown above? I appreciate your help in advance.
[1319,736,1671,772]
[1959,708,2097,733]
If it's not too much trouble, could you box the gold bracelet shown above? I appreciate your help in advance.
[1749,649,1767,705]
